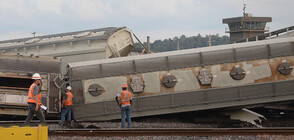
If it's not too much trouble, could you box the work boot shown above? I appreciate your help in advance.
[59,121,65,127]
[65,121,70,127]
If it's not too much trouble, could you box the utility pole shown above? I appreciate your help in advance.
[32,32,36,37]
[208,34,212,47]
[147,36,150,54]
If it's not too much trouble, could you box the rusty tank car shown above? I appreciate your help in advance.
[1,25,294,121]
[68,35,294,121]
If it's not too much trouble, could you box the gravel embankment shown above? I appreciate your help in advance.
[46,109,294,139]
[48,121,215,130]
[48,112,254,130]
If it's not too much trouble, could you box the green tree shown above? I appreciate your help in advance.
[134,34,230,53]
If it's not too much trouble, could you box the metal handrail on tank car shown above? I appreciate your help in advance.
[68,37,294,81]
[0,27,124,45]
[236,25,294,43]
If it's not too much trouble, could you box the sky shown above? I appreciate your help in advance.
[0,0,293,42]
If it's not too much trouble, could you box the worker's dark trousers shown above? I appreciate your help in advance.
[25,103,45,124]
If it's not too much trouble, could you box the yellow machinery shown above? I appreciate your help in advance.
[0,125,48,140]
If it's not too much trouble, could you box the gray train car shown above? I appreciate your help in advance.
[0,27,134,75]
[68,36,294,121]
[0,55,61,117]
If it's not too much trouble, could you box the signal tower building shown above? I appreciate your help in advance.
[223,5,272,43]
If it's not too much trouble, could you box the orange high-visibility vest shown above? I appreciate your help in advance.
[37,93,42,106]
[64,92,73,106]
[27,83,37,103]
[120,90,131,105]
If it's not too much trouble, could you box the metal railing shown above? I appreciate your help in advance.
[236,26,294,43]
[70,39,294,81]
[0,27,122,45]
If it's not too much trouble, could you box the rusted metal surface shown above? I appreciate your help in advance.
[73,56,292,96]
[69,40,294,97]
[68,37,294,81]
[255,56,294,83]
[49,128,294,137]
[70,37,294,121]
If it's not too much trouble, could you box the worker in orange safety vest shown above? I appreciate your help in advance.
[25,73,45,124]
[37,93,42,106]
[61,86,74,126]
[115,84,132,128]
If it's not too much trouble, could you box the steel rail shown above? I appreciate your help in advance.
[49,128,294,137]
[0,120,60,124]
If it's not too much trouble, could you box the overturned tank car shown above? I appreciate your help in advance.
[0,27,134,75]
[0,26,135,118]
[68,36,294,121]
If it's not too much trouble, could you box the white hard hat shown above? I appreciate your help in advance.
[67,86,72,90]
[32,73,41,79]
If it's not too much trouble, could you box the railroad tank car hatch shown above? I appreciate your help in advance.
[162,73,177,88]
[130,76,145,93]
[278,60,293,75]
[230,65,246,80]
[88,84,105,96]
[198,69,213,85]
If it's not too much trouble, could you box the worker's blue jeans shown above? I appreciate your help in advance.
[121,106,131,128]
[61,106,72,123]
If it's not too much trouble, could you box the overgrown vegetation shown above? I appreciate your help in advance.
[135,34,230,52]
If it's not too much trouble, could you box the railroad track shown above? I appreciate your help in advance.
[0,120,60,124]
[49,128,294,137]
[0,120,60,127]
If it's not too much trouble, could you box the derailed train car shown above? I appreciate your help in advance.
[68,36,294,121]
[0,26,134,118]
[0,27,134,75]
[0,55,61,117]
